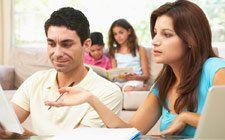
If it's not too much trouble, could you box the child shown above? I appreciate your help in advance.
[84,32,111,70]
[108,19,149,92]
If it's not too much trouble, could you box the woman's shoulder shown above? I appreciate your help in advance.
[203,57,225,69]
[202,57,225,81]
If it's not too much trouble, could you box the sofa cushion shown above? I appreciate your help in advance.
[145,47,163,85]
[119,110,160,135]
[10,47,52,88]
[0,66,15,90]
[123,91,149,110]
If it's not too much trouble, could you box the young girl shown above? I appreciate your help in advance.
[84,32,111,70]
[108,19,149,92]
[46,0,225,137]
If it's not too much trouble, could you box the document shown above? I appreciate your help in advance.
[50,127,141,140]
[0,86,24,134]
[90,65,134,82]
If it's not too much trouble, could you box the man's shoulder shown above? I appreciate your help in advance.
[30,69,56,78]
[94,72,120,90]
[89,70,121,92]
[91,74,122,101]
[14,69,56,98]
[23,69,56,84]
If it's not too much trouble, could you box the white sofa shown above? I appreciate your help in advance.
[0,46,223,134]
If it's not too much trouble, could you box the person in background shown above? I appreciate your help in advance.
[0,7,122,139]
[45,0,225,137]
[108,19,150,92]
[84,32,111,70]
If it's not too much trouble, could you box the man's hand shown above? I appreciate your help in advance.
[0,123,22,139]
[0,123,35,139]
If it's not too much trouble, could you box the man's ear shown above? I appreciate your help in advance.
[83,38,91,48]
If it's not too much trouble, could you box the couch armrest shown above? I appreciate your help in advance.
[0,65,15,90]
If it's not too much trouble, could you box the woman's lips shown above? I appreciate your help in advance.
[153,50,162,56]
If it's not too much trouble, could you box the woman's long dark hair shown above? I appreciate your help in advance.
[108,19,139,58]
[151,0,217,113]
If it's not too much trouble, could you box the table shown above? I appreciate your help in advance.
[15,135,193,140]
[141,135,193,140]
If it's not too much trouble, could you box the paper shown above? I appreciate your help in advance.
[49,127,141,140]
[0,86,24,134]
[90,65,134,82]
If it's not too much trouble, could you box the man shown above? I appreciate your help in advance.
[0,7,122,138]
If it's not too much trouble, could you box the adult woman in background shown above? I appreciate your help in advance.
[45,0,225,136]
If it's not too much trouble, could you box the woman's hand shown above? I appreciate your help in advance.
[160,113,187,135]
[45,87,93,107]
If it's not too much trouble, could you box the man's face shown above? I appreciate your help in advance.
[47,26,89,73]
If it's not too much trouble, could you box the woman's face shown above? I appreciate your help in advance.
[112,26,130,46]
[152,15,186,65]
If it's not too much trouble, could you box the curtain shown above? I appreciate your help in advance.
[0,0,12,65]
[0,0,3,64]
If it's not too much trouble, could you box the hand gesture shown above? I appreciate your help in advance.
[45,87,92,107]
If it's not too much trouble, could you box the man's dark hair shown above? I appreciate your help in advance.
[44,7,90,45]
[90,32,105,46]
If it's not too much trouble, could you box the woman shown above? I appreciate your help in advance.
[45,0,225,136]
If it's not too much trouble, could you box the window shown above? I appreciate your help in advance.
[12,0,225,48]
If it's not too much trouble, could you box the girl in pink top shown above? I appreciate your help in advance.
[84,32,111,70]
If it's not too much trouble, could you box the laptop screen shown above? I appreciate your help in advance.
[195,86,225,139]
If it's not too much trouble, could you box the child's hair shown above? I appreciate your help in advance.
[108,19,139,58]
[151,0,217,114]
[90,32,104,46]
[44,7,90,45]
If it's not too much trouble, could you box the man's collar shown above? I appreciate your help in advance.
[44,69,58,90]
[44,66,94,90]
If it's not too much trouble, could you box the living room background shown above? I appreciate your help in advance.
[0,0,225,64]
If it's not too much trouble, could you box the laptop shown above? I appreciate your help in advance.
[195,86,225,139]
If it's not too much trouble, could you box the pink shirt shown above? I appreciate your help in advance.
[84,52,112,70]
